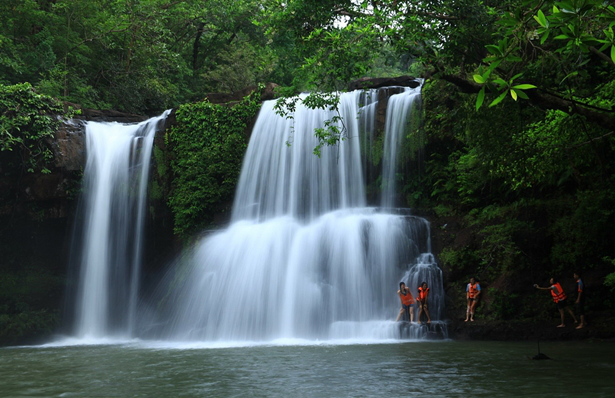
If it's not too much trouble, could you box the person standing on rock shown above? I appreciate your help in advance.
[573,272,586,329]
[396,282,415,322]
[534,277,578,328]
[417,281,431,324]
[465,277,481,322]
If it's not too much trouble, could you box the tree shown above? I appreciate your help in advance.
[269,0,615,293]
[0,0,285,114]
[0,83,73,175]
[271,0,614,127]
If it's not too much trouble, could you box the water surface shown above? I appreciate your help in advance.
[2,340,613,397]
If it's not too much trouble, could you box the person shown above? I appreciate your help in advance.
[534,277,578,327]
[417,281,431,324]
[396,282,415,322]
[573,272,586,329]
[465,277,481,322]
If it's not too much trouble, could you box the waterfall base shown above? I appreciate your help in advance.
[397,321,449,340]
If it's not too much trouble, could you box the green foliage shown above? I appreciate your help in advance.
[470,207,530,275]
[0,0,284,114]
[0,83,72,174]
[472,0,615,114]
[0,267,63,345]
[486,287,520,320]
[274,92,347,156]
[167,91,261,238]
[0,310,59,345]
[296,21,379,92]
[604,257,615,292]
[439,246,481,275]
[548,190,615,267]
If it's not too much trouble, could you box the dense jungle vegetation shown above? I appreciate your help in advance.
[1,0,614,342]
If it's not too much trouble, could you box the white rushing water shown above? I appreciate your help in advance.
[231,91,367,221]
[73,111,169,338]
[381,87,422,208]
[69,84,443,344]
[160,84,446,342]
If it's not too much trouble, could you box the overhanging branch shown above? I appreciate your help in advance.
[438,74,615,131]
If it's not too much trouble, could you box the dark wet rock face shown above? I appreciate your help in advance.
[448,312,615,342]
[348,76,421,91]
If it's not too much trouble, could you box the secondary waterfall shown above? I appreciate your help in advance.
[71,112,168,338]
[381,88,422,208]
[162,84,446,341]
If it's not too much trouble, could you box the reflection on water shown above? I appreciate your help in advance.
[1,341,613,397]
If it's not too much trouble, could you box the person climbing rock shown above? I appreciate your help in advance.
[534,277,578,328]
[573,272,586,329]
[396,282,415,322]
[417,281,431,324]
[465,277,481,322]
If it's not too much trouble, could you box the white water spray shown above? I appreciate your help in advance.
[381,86,422,208]
[162,86,447,342]
[73,111,168,338]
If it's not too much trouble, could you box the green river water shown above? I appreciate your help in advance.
[1,339,613,397]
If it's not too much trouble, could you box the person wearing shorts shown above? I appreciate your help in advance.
[534,277,578,327]
[417,281,431,324]
[465,277,481,322]
[574,272,586,329]
[396,282,415,322]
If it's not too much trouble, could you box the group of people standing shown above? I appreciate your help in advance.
[534,272,586,329]
[396,281,431,324]
[396,273,586,329]
[395,278,476,324]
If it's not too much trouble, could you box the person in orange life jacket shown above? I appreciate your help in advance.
[396,282,415,322]
[534,277,578,328]
[573,272,585,329]
[465,277,481,322]
[417,281,431,324]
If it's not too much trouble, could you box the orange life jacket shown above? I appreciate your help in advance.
[468,283,480,299]
[418,286,429,300]
[400,289,414,305]
[550,282,567,303]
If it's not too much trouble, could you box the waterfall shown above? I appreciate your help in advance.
[231,91,366,222]
[162,85,447,342]
[72,111,168,338]
[381,86,422,208]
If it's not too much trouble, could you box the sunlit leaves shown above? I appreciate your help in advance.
[533,0,615,61]
[472,0,613,112]
[475,87,485,110]
[533,9,548,28]
[473,74,486,84]
[473,69,537,109]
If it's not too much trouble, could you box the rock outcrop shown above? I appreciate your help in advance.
[348,76,421,91]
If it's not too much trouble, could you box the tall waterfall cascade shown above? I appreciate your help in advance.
[69,84,446,343]
[71,111,169,338]
[163,84,447,342]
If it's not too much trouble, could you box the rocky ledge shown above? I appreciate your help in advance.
[448,311,615,342]
[348,76,421,91]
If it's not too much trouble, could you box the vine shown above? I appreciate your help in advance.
[167,90,262,239]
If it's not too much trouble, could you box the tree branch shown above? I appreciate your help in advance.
[527,89,615,131]
[440,74,481,93]
[590,46,615,67]
[566,130,615,150]
[438,74,615,131]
